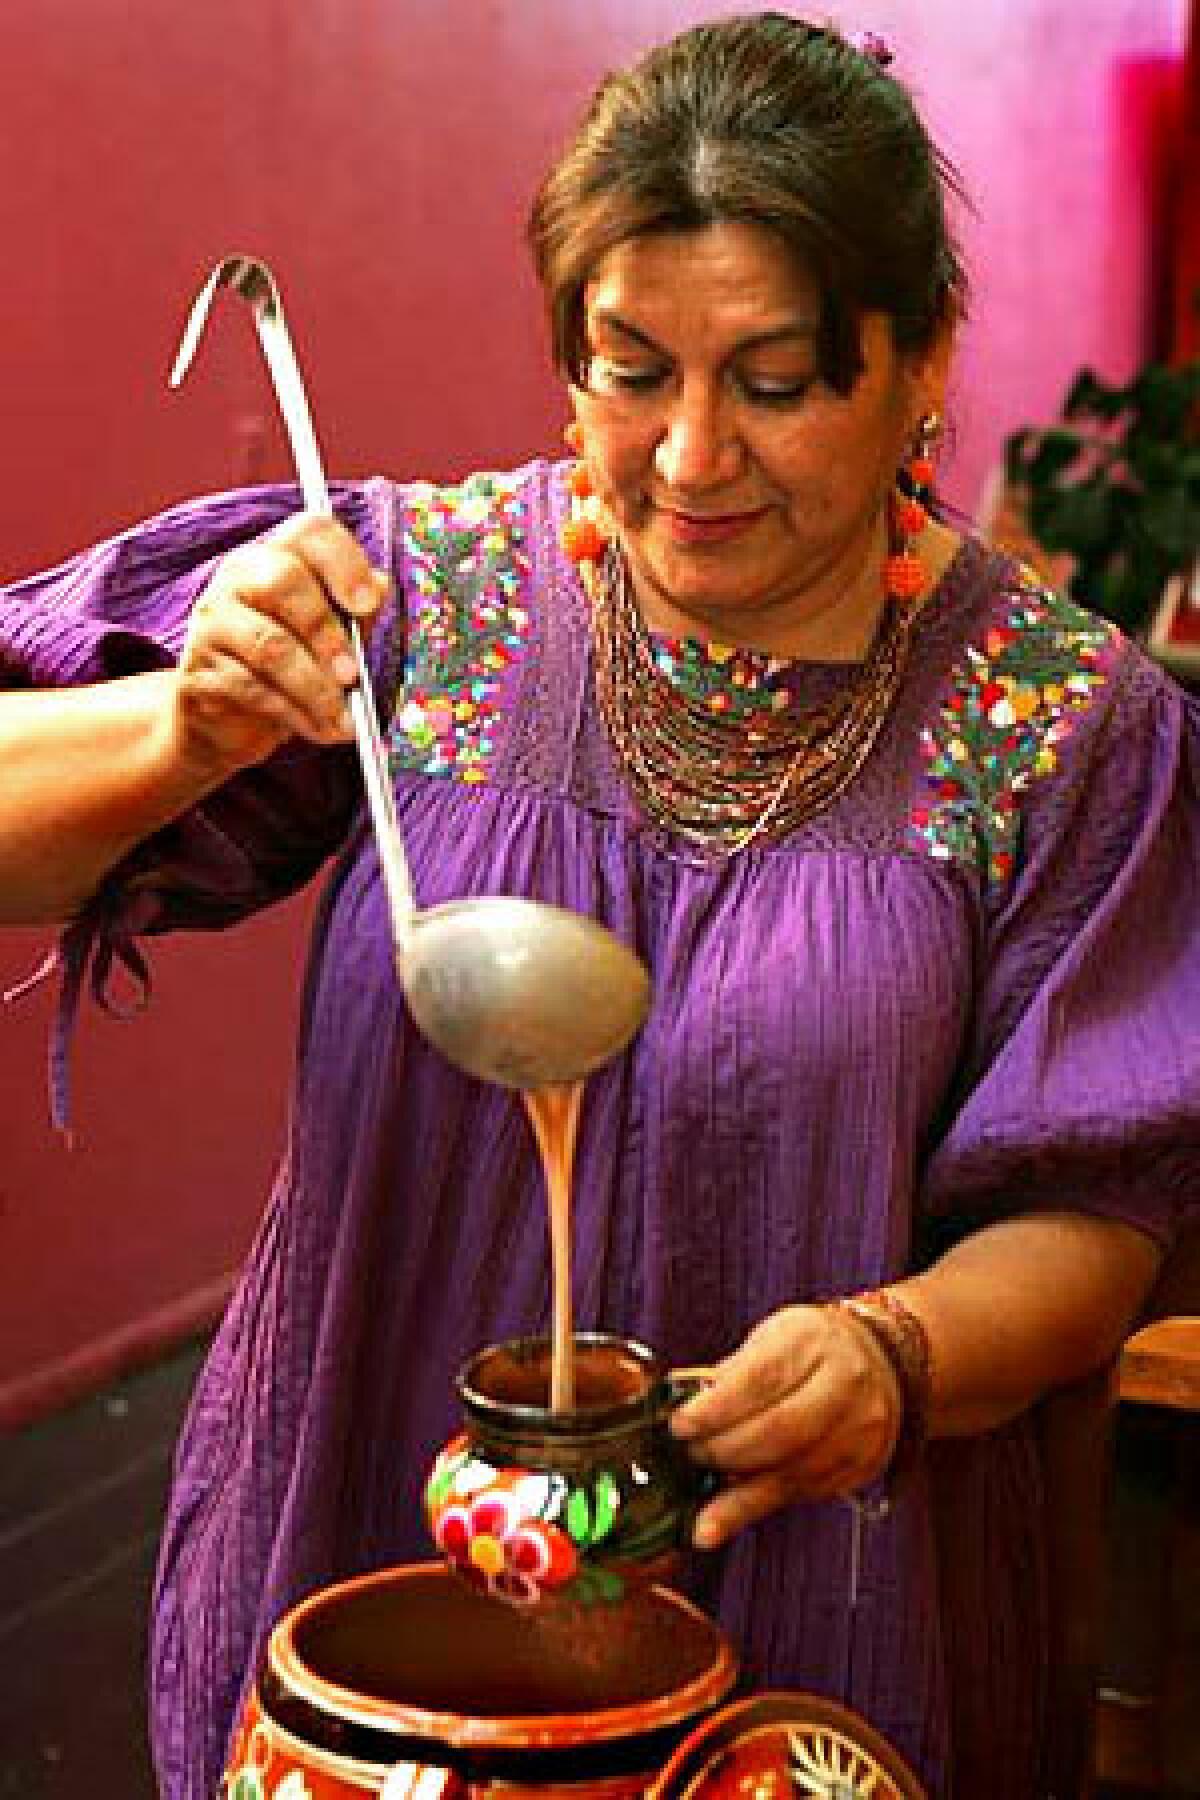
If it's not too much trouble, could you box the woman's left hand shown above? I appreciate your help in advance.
[669,1303,903,1549]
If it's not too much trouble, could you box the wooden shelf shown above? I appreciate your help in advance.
[1120,1318,1200,1413]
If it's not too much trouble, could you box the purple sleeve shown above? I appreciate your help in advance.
[0,478,401,1127]
[922,650,1200,1252]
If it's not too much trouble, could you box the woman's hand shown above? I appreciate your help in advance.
[670,1303,902,1549]
[168,513,390,782]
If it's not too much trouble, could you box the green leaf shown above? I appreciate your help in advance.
[1095,561,1149,634]
[1006,350,1200,631]
[1028,429,1086,487]
[1129,361,1200,438]
[591,1471,620,1542]
[1137,487,1200,561]
[1064,367,1129,422]
[592,1567,624,1603]
[1028,476,1112,554]
[566,1488,591,1544]
[1004,428,1036,484]
[571,1565,626,1608]
[1125,438,1182,487]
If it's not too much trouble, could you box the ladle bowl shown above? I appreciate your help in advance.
[401,898,651,1089]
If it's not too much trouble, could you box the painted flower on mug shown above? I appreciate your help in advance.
[425,1435,630,1604]
[428,1468,578,1605]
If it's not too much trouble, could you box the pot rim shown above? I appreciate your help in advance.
[267,1563,738,1752]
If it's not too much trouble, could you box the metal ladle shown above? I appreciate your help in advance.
[170,256,650,1088]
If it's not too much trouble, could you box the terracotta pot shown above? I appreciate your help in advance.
[221,1562,738,1800]
[424,1333,712,1608]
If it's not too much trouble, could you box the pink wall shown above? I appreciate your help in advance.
[0,0,1188,1423]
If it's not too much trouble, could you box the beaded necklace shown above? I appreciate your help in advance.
[563,459,933,854]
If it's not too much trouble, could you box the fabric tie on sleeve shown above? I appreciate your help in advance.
[4,892,154,1141]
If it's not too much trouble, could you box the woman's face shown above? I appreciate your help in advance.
[571,220,947,643]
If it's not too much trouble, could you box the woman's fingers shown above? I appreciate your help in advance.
[198,549,354,729]
[682,1363,857,1475]
[671,1306,825,1444]
[229,542,357,681]
[693,1469,795,1548]
[216,522,387,683]
[671,1304,904,1546]
[692,1449,871,1550]
[263,512,390,640]
[182,594,351,745]
[175,516,391,773]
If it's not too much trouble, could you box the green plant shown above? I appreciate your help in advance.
[1004,357,1200,635]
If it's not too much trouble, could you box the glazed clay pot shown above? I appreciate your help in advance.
[424,1334,712,1607]
[221,1561,737,1800]
[645,1693,928,1800]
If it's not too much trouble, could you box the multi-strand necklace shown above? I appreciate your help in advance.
[562,459,933,855]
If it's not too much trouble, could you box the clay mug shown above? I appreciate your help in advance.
[424,1333,715,1607]
[220,1561,737,1800]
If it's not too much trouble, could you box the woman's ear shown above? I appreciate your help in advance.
[906,320,955,439]
[919,300,959,415]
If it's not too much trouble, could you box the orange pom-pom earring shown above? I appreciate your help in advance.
[894,496,928,539]
[558,422,610,584]
[882,412,940,608]
[884,546,928,603]
[566,460,593,499]
[561,514,607,565]
[905,411,941,497]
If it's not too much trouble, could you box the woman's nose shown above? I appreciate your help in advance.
[653,382,742,490]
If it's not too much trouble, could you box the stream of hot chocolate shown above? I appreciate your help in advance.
[523,1081,585,1412]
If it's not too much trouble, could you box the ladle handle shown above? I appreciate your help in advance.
[171,257,415,942]
[252,312,415,938]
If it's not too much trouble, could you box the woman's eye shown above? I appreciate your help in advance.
[590,358,668,393]
[739,375,813,407]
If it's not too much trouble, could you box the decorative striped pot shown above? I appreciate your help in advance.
[221,1561,737,1800]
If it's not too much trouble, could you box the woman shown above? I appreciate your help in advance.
[2,16,1196,1798]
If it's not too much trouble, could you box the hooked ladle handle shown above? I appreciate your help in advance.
[169,255,416,941]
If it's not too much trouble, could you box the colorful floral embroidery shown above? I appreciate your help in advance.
[390,472,532,785]
[424,1434,624,1606]
[909,579,1119,885]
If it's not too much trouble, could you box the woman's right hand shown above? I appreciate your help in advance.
[168,512,391,782]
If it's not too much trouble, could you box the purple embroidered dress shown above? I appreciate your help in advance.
[3,460,1198,1799]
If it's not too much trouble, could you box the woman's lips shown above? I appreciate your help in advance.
[658,506,768,546]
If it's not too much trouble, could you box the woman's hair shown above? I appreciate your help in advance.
[528,13,967,393]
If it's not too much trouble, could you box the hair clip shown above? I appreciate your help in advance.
[849,30,895,69]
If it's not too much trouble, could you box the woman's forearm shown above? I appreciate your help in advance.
[0,517,390,926]
[0,520,388,927]
[896,1211,1163,1437]
[0,674,221,923]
